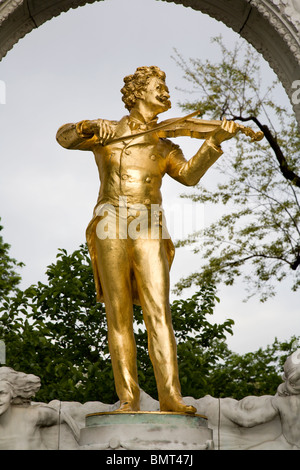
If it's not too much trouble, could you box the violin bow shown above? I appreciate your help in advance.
[104,110,264,146]
[104,109,201,146]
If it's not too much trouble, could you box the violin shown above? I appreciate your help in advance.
[106,109,264,146]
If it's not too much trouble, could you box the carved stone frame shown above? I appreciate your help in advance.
[0,0,300,122]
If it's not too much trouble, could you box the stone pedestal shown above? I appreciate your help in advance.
[79,411,214,450]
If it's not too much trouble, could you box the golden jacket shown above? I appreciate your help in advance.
[56,111,223,304]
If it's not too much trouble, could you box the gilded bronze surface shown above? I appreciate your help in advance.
[85,411,208,419]
[56,66,249,415]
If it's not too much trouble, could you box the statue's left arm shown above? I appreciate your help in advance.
[166,119,237,186]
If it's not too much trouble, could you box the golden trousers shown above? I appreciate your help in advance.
[94,214,182,409]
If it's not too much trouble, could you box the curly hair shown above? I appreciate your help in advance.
[121,66,167,111]
[0,367,41,404]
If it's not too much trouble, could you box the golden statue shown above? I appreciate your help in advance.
[56,66,263,414]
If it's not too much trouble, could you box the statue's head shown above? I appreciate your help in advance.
[121,66,171,113]
[0,380,13,415]
[277,349,300,396]
[0,367,41,408]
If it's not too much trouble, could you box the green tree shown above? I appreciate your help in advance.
[208,336,300,399]
[0,219,24,298]
[1,241,298,402]
[1,214,298,403]
[135,285,234,399]
[173,37,300,302]
[1,243,236,403]
[0,244,115,403]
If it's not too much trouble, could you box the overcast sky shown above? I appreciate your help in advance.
[0,0,299,355]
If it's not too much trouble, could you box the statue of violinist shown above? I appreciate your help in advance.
[56,66,263,414]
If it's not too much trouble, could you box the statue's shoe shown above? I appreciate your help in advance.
[114,401,140,412]
[160,398,197,415]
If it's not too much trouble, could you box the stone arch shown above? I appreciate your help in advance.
[0,0,300,122]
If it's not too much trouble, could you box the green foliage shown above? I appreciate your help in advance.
[0,220,24,298]
[0,238,297,403]
[171,288,233,398]
[0,244,116,404]
[134,286,234,399]
[209,336,300,399]
[1,242,235,402]
[173,37,300,302]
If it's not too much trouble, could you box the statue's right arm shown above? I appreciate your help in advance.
[56,119,116,150]
[221,396,278,427]
[35,405,80,442]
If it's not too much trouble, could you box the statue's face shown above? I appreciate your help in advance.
[141,76,171,114]
[0,381,12,415]
[283,351,300,395]
[285,369,300,395]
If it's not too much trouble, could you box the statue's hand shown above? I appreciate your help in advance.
[79,119,116,144]
[209,118,238,147]
[96,119,115,145]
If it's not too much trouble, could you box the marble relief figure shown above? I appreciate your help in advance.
[0,367,79,450]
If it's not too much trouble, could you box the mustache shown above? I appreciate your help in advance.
[157,94,171,106]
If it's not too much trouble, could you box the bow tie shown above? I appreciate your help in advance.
[128,118,158,133]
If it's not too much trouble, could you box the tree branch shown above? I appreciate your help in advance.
[291,255,300,271]
[233,115,300,188]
